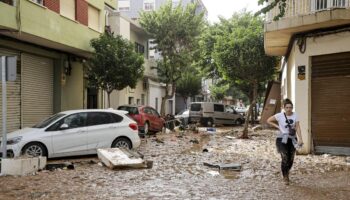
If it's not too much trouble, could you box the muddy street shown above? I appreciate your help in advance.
[0,127,349,200]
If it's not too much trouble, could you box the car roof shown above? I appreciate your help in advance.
[59,109,128,115]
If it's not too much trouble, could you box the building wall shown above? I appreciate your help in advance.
[285,31,350,154]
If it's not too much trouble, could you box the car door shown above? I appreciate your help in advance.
[150,108,163,130]
[86,112,119,153]
[214,104,228,125]
[144,107,156,130]
[49,112,88,157]
[224,106,236,125]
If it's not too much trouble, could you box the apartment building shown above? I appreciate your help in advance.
[0,0,117,134]
[264,0,350,155]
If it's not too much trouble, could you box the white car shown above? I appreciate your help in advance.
[174,109,189,126]
[0,109,141,158]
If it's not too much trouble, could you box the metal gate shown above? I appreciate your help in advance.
[311,52,350,155]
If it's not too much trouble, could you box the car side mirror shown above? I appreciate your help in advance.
[60,124,69,130]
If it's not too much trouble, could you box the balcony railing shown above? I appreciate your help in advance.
[266,0,350,22]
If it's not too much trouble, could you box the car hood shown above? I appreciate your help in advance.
[5,127,40,139]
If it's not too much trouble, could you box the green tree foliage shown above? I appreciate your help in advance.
[86,33,144,107]
[256,0,287,20]
[213,12,277,138]
[140,1,205,115]
[210,84,229,101]
[176,67,202,107]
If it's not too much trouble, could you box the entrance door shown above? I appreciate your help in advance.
[311,52,350,155]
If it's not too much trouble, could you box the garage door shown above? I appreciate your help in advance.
[22,53,54,127]
[0,49,21,135]
[311,52,350,155]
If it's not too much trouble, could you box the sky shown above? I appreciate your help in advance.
[201,0,263,23]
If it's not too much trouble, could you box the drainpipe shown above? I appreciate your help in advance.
[15,0,22,33]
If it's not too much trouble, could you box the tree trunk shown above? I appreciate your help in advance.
[107,91,111,108]
[160,82,176,116]
[183,96,188,109]
[240,81,258,139]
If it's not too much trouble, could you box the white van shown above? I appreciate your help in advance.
[189,102,245,126]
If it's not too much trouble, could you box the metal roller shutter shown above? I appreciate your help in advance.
[22,53,53,127]
[311,52,350,154]
[0,48,21,135]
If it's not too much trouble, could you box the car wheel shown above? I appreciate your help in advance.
[235,118,243,125]
[206,118,214,127]
[22,142,47,157]
[112,137,132,149]
[144,121,150,135]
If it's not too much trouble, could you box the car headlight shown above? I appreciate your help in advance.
[6,136,23,145]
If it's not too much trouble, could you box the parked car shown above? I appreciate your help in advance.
[117,105,165,135]
[0,109,140,158]
[174,109,189,127]
[189,102,245,126]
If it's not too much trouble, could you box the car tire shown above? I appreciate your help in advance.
[22,142,47,157]
[235,118,243,125]
[144,121,150,135]
[206,118,214,127]
[112,137,132,149]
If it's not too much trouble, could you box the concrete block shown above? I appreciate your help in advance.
[1,156,47,176]
[97,148,147,169]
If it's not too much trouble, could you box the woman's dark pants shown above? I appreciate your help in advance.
[276,138,296,177]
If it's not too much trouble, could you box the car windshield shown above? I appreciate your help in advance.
[118,106,139,115]
[190,104,201,111]
[32,113,66,128]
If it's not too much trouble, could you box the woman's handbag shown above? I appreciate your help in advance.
[284,113,296,136]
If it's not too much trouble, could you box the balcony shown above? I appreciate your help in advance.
[265,0,350,56]
[0,0,102,57]
[143,58,158,79]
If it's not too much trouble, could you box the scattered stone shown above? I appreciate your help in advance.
[225,136,236,139]
[202,148,209,153]
[190,139,199,144]
[207,170,220,176]
[97,162,103,167]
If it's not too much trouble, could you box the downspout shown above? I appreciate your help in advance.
[16,0,22,34]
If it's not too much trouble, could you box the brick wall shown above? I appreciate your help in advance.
[44,0,60,13]
[76,0,88,26]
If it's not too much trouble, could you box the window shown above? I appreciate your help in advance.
[144,0,155,11]
[190,103,201,112]
[110,113,123,123]
[47,113,87,131]
[88,5,100,31]
[135,42,145,55]
[155,98,158,111]
[118,0,130,11]
[87,112,114,126]
[128,97,134,105]
[141,94,145,105]
[32,0,43,5]
[214,104,224,112]
[144,107,153,115]
[35,113,65,129]
[118,106,139,115]
[151,108,160,117]
[313,0,346,11]
[60,0,76,20]
[137,99,141,105]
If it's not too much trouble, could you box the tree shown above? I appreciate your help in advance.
[210,84,229,102]
[176,67,202,108]
[140,1,205,116]
[214,12,278,138]
[256,0,287,21]
[86,33,144,107]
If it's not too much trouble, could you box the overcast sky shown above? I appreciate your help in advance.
[201,0,263,23]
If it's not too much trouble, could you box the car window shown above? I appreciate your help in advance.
[117,106,139,115]
[214,104,224,112]
[87,112,114,126]
[150,108,160,117]
[111,113,123,123]
[46,113,87,131]
[190,104,201,111]
[144,107,153,114]
[33,113,65,128]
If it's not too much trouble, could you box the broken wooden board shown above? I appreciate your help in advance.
[97,148,151,169]
[203,162,242,171]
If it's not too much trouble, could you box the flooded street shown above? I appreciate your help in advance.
[0,127,349,200]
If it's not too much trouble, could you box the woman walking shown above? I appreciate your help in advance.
[267,98,303,185]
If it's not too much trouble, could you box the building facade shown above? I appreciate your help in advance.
[106,13,170,114]
[264,0,350,155]
[0,0,117,134]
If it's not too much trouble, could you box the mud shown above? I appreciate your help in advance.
[0,127,349,199]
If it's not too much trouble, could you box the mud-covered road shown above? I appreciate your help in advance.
[0,127,349,199]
